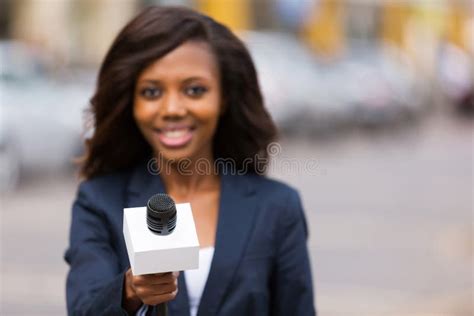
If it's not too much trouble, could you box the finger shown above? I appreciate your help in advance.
[134,272,175,286]
[141,289,178,306]
[135,281,177,298]
[150,271,178,278]
[152,272,172,277]
[148,272,178,286]
[145,272,171,279]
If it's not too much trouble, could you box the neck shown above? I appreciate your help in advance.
[157,155,219,201]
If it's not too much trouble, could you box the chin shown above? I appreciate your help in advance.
[156,146,195,163]
[158,149,189,160]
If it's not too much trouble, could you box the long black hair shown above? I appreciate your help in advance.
[80,6,277,179]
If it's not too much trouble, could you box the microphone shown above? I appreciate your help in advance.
[146,193,177,316]
[123,191,199,314]
[146,194,177,316]
[147,193,177,235]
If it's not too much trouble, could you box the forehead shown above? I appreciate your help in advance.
[137,40,219,82]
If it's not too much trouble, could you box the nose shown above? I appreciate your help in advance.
[160,91,187,119]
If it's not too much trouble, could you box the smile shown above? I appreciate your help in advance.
[154,126,195,148]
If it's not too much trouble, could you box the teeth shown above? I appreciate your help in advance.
[162,129,188,138]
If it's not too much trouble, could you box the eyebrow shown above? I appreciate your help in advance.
[138,76,211,85]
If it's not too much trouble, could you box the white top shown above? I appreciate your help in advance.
[185,246,215,316]
[135,246,215,316]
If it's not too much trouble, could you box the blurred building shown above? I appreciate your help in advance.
[3,0,139,66]
[1,0,471,67]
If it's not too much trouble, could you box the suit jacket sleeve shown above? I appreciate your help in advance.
[64,181,129,316]
[272,189,316,316]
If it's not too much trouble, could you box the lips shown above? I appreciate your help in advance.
[154,125,195,148]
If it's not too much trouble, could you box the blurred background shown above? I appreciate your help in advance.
[0,0,472,315]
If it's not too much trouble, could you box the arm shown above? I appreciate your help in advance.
[64,181,177,315]
[271,189,316,316]
[64,181,138,315]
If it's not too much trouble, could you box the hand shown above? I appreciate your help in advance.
[123,268,179,312]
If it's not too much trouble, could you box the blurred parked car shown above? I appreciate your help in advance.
[242,32,430,137]
[242,31,354,136]
[330,42,431,129]
[0,41,93,191]
[0,104,20,192]
[438,42,474,117]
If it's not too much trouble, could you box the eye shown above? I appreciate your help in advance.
[185,85,208,98]
[140,87,162,99]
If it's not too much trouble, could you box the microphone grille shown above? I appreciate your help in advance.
[148,193,175,213]
[147,193,177,235]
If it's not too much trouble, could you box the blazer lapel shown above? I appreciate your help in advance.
[197,172,258,316]
[126,160,166,208]
[125,161,191,316]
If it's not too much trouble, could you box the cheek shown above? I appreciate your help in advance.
[194,102,221,134]
[201,92,222,123]
[133,99,154,127]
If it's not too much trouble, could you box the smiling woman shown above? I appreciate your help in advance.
[133,40,221,163]
[65,5,316,316]
[79,6,276,178]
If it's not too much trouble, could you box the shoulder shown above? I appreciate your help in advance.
[78,169,131,195]
[239,173,309,238]
[236,173,305,231]
[244,173,302,206]
[75,168,133,210]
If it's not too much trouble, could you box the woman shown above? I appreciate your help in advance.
[64,6,315,316]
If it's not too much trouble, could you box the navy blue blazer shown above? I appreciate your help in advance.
[64,160,316,315]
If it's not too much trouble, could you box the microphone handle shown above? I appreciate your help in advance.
[156,302,168,316]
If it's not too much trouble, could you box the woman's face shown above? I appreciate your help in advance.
[134,40,222,164]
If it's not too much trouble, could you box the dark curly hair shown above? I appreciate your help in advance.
[79,6,277,179]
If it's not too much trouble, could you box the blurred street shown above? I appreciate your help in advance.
[1,0,473,315]
[1,111,472,316]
